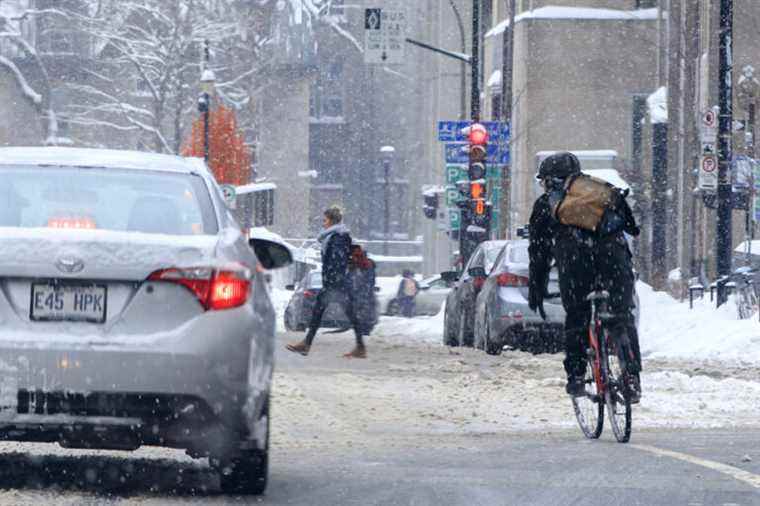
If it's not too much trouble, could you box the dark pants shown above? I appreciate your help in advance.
[398,296,415,317]
[557,234,642,380]
[305,287,363,346]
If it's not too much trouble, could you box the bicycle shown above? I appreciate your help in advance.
[732,267,759,320]
[571,289,637,443]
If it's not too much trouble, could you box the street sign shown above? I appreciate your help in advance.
[438,121,510,142]
[220,184,237,209]
[445,185,461,207]
[444,142,508,164]
[700,107,718,143]
[364,8,407,64]
[445,164,467,185]
[448,208,461,231]
[698,154,718,191]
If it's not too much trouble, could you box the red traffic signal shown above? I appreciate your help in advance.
[468,123,489,146]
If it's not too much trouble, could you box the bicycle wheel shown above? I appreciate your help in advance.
[737,287,754,320]
[603,329,632,443]
[571,353,604,439]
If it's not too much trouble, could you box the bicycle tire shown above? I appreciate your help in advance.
[571,352,604,439]
[603,328,632,443]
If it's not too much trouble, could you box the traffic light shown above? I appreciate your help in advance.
[422,188,439,220]
[466,122,490,239]
[467,123,488,182]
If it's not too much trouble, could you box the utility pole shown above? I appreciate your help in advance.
[471,0,480,122]
[380,146,395,256]
[500,0,516,239]
[716,0,733,306]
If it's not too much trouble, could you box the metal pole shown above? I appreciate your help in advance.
[500,0,515,239]
[383,158,391,255]
[471,0,480,122]
[716,0,733,305]
[203,93,210,163]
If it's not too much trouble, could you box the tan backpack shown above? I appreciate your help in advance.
[551,174,619,233]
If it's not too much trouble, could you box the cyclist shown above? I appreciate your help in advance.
[527,152,642,402]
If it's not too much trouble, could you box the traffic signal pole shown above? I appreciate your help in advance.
[716,0,733,306]
[471,0,480,123]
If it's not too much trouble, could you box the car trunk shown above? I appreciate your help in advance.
[0,229,219,332]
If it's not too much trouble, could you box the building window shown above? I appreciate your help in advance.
[635,0,657,7]
[310,62,345,120]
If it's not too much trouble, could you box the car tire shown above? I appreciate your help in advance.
[219,397,269,495]
[458,308,474,347]
[443,307,459,347]
[484,317,501,356]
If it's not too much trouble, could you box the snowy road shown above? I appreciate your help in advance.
[0,328,756,504]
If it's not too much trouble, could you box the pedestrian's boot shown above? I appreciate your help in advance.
[286,339,310,356]
[343,344,367,359]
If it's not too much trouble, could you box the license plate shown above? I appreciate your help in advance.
[30,282,107,323]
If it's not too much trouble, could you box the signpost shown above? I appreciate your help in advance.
[364,8,407,64]
[699,154,718,191]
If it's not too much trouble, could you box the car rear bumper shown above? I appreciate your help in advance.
[490,298,565,350]
[0,304,273,455]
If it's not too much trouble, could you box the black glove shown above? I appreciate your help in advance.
[528,286,547,320]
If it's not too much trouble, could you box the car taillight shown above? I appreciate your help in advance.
[147,267,251,311]
[48,217,97,229]
[473,277,486,290]
[497,272,529,287]
[303,290,316,298]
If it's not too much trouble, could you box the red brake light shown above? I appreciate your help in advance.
[48,217,97,229]
[303,290,316,298]
[473,277,486,290]
[497,272,529,287]
[208,271,250,310]
[148,267,250,310]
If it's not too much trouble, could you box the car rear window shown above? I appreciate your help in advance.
[309,272,323,288]
[508,245,530,264]
[0,166,218,235]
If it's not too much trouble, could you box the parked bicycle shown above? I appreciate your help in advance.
[732,267,759,321]
[571,289,637,443]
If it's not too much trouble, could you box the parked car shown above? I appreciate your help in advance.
[473,239,641,355]
[284,270,380,330]
[442,240,507,347]
[385,274,454,316]
[473,240,565,354]
[0,147,292,495]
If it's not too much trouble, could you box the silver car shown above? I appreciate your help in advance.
[0,147,291,495]
[473,240,565,354]
[474,239,640,355]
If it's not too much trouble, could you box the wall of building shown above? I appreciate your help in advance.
[508,16,658,225]
[258,76,312,239]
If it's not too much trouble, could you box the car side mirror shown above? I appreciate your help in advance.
[285,284,295,291]
[249,238,293,270]
[440,271,459,283]
[374,286,381,292]
[468,266,487,278]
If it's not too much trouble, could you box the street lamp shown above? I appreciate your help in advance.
[198,67,216,163]
[380,145,395,255]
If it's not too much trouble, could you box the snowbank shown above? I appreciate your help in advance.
[638,282,760,364]
[373,310,445,346]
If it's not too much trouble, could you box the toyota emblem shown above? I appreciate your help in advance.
[55,256,85,274]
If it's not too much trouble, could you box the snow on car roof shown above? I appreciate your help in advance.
[0,147,210,175]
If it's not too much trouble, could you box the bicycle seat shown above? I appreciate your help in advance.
[586,290,610,301]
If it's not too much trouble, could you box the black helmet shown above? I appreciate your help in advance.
[536,152,581,181]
